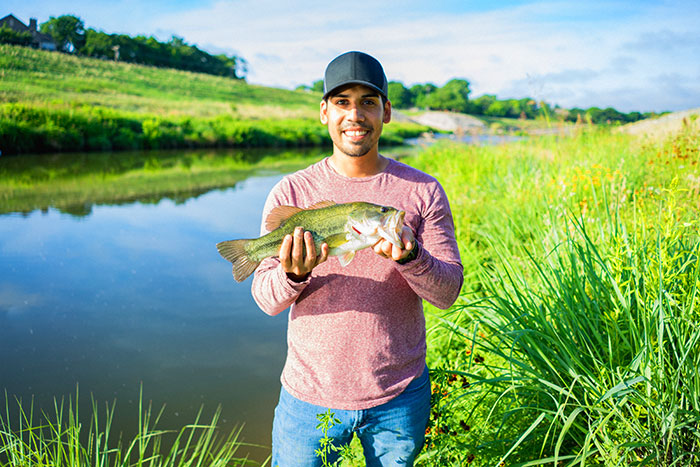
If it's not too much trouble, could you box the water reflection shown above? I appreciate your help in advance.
[0,151,321,462]
[0,147,327,217]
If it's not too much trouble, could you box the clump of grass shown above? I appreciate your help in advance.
[475,203,699,465]
[408,125,700,465]
[0,388,267,466]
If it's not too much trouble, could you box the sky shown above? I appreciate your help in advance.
[5,0,700,113]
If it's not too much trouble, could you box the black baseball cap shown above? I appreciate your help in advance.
[323,51,388,100]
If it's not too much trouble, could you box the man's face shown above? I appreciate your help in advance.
[320,84,392,158]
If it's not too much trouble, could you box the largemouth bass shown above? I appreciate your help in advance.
[216,200,405,282]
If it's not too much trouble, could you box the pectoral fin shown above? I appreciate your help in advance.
[324,232,349,249]
[338,251,356,267]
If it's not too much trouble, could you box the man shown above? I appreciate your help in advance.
[251,51,463,466]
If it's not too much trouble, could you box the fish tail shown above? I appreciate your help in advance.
[216,239,261,282]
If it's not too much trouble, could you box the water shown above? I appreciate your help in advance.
[0,165,295,461]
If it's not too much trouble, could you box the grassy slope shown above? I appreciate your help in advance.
[0,44,319,119]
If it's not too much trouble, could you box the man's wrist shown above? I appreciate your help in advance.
[396,243,418,265]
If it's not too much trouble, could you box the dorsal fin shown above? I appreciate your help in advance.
[265,205,302,231]
[264,201,336,231]
[306,200,336,210]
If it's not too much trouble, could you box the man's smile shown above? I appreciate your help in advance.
[342,127,371,141]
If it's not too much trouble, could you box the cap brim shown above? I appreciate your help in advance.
[323,80,387,100]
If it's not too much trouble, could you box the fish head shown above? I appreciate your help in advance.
[347,203,405,248]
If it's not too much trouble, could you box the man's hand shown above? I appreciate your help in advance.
[373,225,416,262]
[279,226,329,282]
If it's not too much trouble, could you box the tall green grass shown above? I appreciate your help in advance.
[410,120,700,465]
[0,389,266,466]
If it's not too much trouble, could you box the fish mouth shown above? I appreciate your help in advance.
[379,210,405,248]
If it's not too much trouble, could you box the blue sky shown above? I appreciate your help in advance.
[5,0,700,112]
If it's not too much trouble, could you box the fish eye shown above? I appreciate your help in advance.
[380,206,388,213]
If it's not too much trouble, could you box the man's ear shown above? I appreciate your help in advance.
[320,100,328,125]
[383,100,392,124]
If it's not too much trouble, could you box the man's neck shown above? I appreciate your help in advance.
[329,151,389,178]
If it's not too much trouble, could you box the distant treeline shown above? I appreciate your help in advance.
[0,14,246,79]
[299,78,662,124]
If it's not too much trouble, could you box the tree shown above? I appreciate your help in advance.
[387,81,413,108]
[311,79,324,93]
[470,94,496,116]
[425,78,471,112]
[411,83,437,109]
[0,26,33,46]
[40,15,85,53]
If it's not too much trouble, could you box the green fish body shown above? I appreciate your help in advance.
[216,201,405,282]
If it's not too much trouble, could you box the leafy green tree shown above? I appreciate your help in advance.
[0,26,33,46]
[411,83,437,109]
[426,78,471,112]
[40,15,85,52]
[387,81,414,108]
[484,100,508,117]
[312,79,324,93]
[470,94,496,115]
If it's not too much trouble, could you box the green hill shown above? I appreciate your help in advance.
[1,44,318,118]
[0,45,425,154]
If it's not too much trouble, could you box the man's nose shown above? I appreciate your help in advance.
[347,105,364,121]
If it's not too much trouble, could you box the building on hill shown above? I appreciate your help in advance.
[0,14,56,50]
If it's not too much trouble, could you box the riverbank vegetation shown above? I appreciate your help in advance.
[0,388,264,466]
[410,118,700,465]
[0,44,428,155]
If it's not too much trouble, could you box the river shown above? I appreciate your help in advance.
[0,148,339,463]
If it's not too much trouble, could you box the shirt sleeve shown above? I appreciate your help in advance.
[395,182,463,310]
[250,179,308,316]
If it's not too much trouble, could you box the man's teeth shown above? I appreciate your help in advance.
[344,130,368,136]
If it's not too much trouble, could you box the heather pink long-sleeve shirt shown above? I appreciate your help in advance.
[251,157,463,410]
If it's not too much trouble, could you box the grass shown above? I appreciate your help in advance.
[409,118,700,465]
[0,44,318,119]
[0,388,266,467]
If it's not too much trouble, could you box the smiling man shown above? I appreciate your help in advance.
[249,51,463,466]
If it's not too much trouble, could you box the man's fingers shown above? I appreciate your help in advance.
[279,234,293,267]
[303,231,316,264]
[317,243,330,264]
[291,226,304,262]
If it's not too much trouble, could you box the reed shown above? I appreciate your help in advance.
[0,388,267,467]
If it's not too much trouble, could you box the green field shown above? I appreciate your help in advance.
[0,45,427,154]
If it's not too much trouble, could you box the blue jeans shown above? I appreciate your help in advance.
[271,367,431,467]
